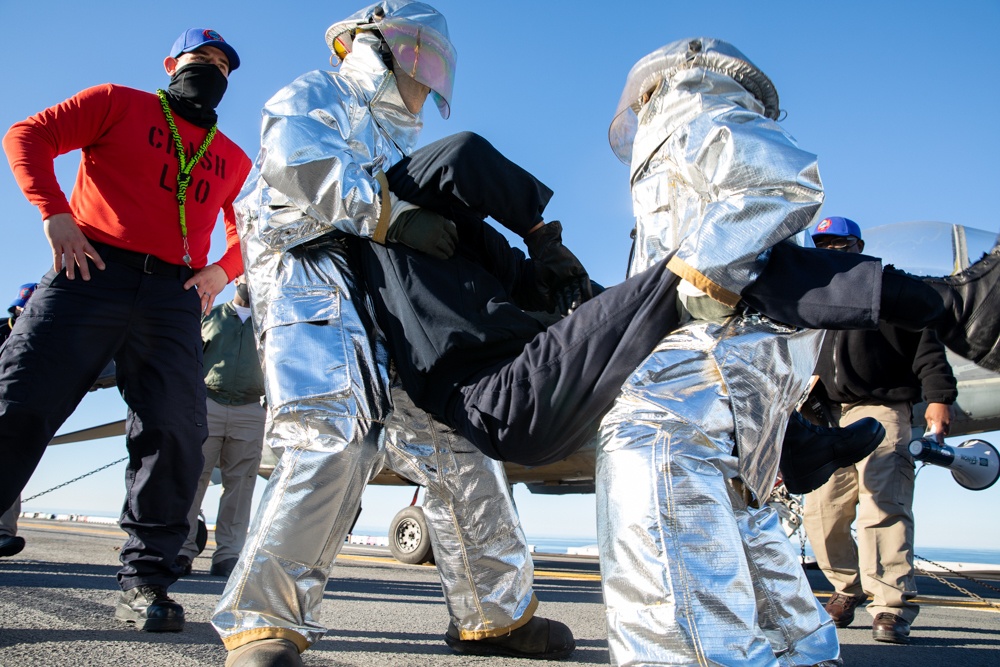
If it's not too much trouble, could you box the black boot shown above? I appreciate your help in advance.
[880,241,1000,371]
[114,584,184,632]
[779,411,885,494]
[445,616,576,660]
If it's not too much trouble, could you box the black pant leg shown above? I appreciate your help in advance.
[386,131,554,237]
[115,273,207,590]
[0,265,127,510]
[741,241,883,330]
[450,259,682,466]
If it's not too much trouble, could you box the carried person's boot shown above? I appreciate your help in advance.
[779,411,885,494]
[445,616,576,660]
[880,241,1000,371]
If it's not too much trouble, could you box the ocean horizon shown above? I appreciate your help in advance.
[22,509,1000,566]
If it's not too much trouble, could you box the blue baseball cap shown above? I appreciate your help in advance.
[9,283,37,314]
[811,216,862,240]
[170,28,240,72]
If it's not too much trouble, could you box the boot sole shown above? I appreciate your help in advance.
[785,424,885,494]
[832,612,855,628]
[444,634,576,660]
[872,630,910,644]
[115,604,185,632]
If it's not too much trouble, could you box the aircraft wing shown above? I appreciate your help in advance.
[862,221,1000,437]
[48,420,127,445]
[260,437,599,494]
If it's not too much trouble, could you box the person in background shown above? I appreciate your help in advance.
[0,284,36,559]
[0,283,36,346]
[175,274,265,579]
[802,217,956,645]
[1,28,251,632]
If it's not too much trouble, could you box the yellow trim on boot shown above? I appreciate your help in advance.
[222,628,310,654]
[666,256,741,308]
[458,594,539,640]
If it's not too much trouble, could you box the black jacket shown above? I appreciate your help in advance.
[355,218,550,417]
[815,324,957,406]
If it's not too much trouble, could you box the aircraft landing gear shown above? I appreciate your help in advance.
[388,506,435,565]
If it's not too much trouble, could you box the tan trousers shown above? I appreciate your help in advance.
[802,400,919,623]
[181,398,265,563]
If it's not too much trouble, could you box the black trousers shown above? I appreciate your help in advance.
[0,249,207,589]
[387,131,553,237]
[382,132,885,466]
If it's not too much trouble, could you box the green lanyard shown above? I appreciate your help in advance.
[156,90,217,267]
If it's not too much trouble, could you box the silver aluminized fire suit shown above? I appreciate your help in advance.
[211,29,536,652]
[597,39,840,666]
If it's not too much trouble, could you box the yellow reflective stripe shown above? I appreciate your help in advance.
[373,170,392,244]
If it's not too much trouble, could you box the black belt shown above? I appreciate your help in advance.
[89,241,194,281]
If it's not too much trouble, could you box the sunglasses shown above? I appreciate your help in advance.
[815,236,859,251]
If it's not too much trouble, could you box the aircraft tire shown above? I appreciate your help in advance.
[388,506,435,565]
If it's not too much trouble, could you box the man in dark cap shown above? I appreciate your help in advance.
[2,28,251,632]
[803,217,956,645]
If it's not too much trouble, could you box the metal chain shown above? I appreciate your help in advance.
[913,553,1000,607]
[774,483,1000,608]
[22,456,128,503]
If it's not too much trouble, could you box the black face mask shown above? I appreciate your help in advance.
[235,282,250,303]
[164,63,228,128]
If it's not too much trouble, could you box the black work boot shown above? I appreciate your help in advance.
[880,241,1000,371]
[115,584,184,632]
[225,639,303,667]
[779,412,885,494]
[445,616,576,660]
[0,535,26,558]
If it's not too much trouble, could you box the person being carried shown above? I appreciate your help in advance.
[1,28,251,633]
[802,217,956,645]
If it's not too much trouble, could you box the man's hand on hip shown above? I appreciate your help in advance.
[185,264,229,315]
[43,213,106,280]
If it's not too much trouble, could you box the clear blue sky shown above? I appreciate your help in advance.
[3,1,999,551]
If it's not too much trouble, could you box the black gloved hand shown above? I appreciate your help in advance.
[524,220,593,316]
[387,208,458,260]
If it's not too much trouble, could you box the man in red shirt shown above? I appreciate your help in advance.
[1,28,251,633]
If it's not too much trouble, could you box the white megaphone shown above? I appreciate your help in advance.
[908,437,1000,491]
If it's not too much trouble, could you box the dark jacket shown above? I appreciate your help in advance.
[355,218,550,417]
[815,323,957,406]
[201,302,265,406]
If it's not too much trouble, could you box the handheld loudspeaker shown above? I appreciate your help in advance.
[908,437,1000,491]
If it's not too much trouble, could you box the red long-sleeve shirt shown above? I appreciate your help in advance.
[3,84,251,279]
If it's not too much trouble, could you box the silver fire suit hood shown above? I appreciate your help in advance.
[609,37,779,166]
[326,0,457,119]
[614,37,821,310]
